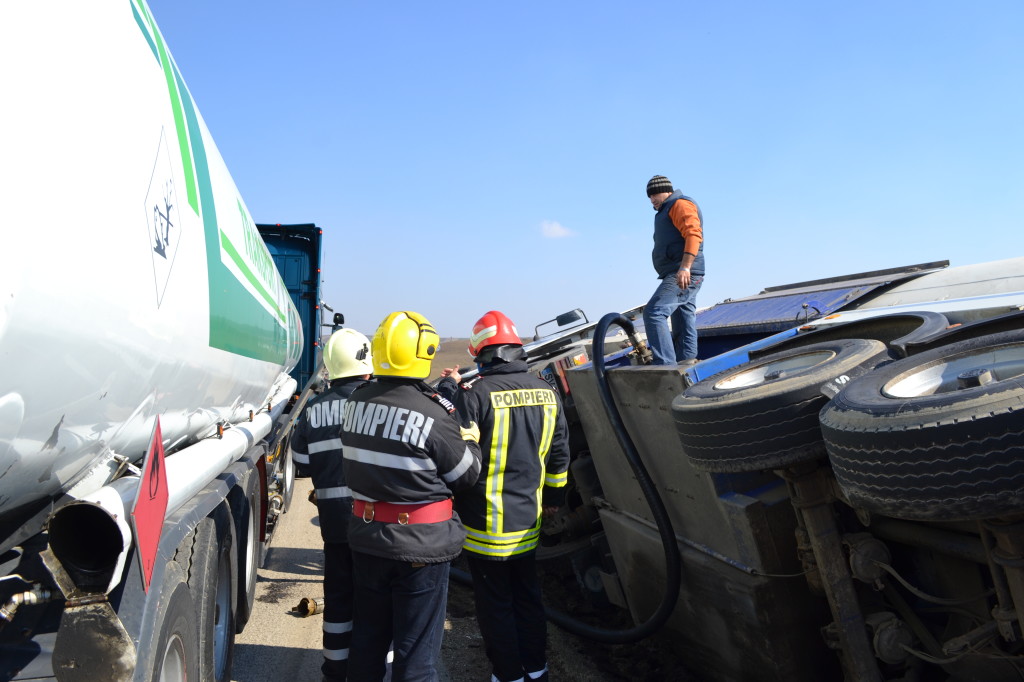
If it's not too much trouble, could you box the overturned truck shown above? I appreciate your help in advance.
[527,258,1024,681]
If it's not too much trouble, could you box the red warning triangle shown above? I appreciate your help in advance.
[131,417,169,593]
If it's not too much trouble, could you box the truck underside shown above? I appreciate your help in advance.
[522,257,1024,680]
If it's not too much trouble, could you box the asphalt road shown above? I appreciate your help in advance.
[230,484,337,682]
[230,483,457,682]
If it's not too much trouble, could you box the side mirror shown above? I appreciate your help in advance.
[555,309,586,326]
[333,312,345,326]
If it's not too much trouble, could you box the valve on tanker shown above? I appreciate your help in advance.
[268,493,284,517]
[844,533,891,589]
[865,611,914,666]
[0,586,54,630]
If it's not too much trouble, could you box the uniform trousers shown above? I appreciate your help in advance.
[348,551,450,682]
[322,541,354,681]
[467,552,547,682]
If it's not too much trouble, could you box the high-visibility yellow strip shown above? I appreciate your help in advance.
[464,523,541,558]
[545,470,568,487]
[486,407,509,532]
[465,524,538,543]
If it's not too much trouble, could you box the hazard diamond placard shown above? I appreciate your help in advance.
[131,417,169,593]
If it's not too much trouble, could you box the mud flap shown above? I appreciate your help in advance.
[53,601,136,682]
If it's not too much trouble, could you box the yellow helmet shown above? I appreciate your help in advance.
[323,328,373,379]
[371,311,440,379]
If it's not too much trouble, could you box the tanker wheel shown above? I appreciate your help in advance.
[282,442,296,513]
[232,467,261,631]
[150,563,200,682]
[672,338,891,473]
[188,510,237,682]
[821,329,1024,521]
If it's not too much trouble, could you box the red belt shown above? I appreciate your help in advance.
[353,499,453,525]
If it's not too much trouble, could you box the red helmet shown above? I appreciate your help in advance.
[468,310,521,358]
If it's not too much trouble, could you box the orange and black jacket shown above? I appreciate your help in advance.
[447,360,570,560]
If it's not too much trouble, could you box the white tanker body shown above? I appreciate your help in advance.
[0,3,310,681]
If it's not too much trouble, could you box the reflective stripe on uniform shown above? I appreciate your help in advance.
[544,470,568,487]
[343,446,436,472]
[324,647,350,661]
[442,445,478,484]
[316,486,352,499]
[463,523,540,558]
[309,437,343,454]
[486,406,510,532]
[291,450,310,464]
[323,620,353,634]
[537,403,557,462]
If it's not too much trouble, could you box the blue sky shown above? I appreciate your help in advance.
[152,1,1024,340]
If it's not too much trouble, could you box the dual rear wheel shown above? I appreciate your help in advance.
[673,329,1024,522]
[151,505,242,682]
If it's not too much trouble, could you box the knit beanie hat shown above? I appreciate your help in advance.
[646,175,673,197]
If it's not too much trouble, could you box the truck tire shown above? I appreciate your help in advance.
[282,441,296,513]
[672,339,891,472]
[189,511,237,682]
[820,329,1024,521]
[150,563,200,682]
[233,467,261,631]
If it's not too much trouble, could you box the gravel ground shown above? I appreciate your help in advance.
[442,554,695,682]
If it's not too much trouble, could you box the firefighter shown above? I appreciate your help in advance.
[290,327,374,682]
[439,310,570,682]
[340,310,482,682]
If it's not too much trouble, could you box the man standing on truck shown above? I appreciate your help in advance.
[642,174,706,365]
[340,310,482,681]
[438,310,570,682]
[290,328,374,682]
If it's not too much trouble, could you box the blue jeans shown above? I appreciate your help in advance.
[643,273,703,365]
[348,552,450,682]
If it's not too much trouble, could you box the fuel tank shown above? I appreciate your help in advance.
[0,2,302,520]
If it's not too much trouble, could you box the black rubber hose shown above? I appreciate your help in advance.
[453,313,683,644]
[540,313,681,642]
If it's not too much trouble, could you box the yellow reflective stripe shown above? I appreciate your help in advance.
[537,403,558,516]
[464,536,539,557]
[538,404,555,460]
[465,523,539,542]
[487,407,510,533]
[545,470,568,487]
[463,523,541,557]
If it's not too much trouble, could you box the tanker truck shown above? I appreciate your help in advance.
[1,3,313,680]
